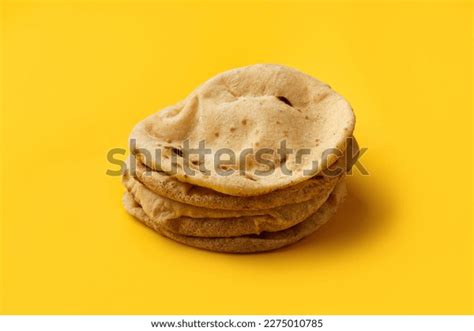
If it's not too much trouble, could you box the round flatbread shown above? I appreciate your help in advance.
[130,64,355,196]
[123,173,339,237]
[122,181,346,253]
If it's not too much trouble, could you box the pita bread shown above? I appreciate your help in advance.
[122,181,346,253]
[123,173,339,237]
[130,64,355,196]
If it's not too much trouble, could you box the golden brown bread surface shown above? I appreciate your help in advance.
[130,64,355,196]
[121,64,356,252]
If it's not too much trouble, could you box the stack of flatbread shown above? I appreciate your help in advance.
[122,64,356,253]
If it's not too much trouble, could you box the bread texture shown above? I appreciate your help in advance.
[123,173,340,237]
[122,181,347,253]
[130,64,355,196]
[128,138,356,210]
[122,64,356,252]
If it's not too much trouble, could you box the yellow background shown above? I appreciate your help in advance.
[1,0,472,314]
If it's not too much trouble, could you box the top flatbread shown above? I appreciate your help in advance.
[130,64,355,196]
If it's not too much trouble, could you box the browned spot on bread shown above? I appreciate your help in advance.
[241,119,247,125]
[276,96,293,107]
[171,147,183,157]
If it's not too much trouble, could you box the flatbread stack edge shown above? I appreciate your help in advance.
[122,64,357,253]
